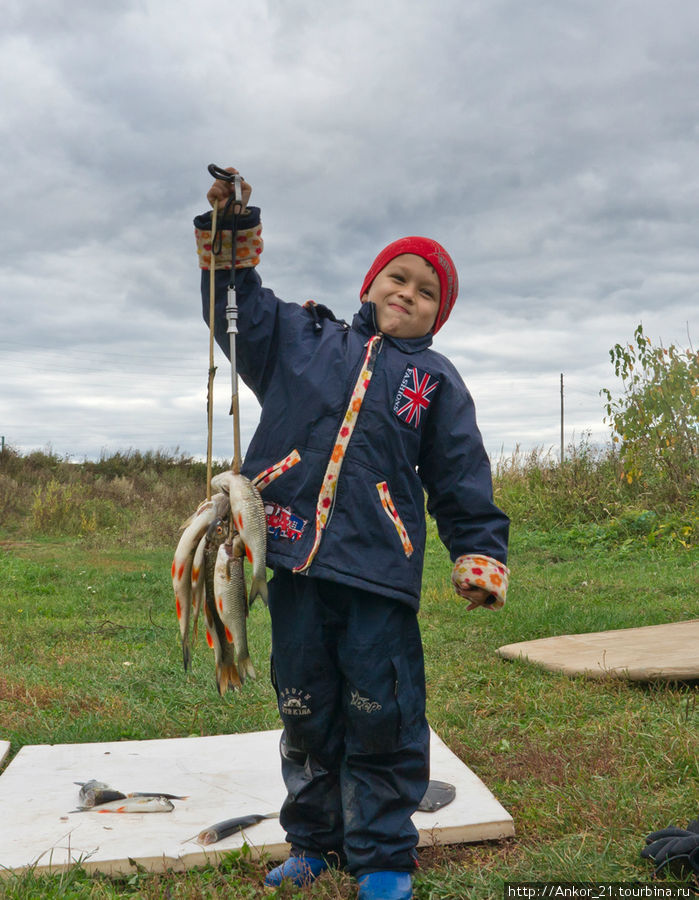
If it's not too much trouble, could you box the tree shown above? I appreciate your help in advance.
[601,323,698,502]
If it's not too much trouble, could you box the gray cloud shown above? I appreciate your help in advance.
[1,0,697,463]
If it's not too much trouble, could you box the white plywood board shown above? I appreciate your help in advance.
[498,619,699,681]
[0,728,513,878]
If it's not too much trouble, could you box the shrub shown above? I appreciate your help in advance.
[601,323,698,505]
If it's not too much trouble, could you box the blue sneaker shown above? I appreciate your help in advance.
[263,855,329,887]
[357,870,413,900]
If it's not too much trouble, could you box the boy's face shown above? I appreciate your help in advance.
[361,253,441,339]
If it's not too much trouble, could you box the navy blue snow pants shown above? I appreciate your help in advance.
[268,568,430,877]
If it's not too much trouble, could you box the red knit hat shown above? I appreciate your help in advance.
[359,236,459,335]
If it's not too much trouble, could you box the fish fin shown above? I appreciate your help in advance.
[237,655,256,684]
[249,577,268,608]
[216,661,242,694]
[245,545,253,565]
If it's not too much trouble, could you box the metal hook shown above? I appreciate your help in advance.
[208,164,243,209]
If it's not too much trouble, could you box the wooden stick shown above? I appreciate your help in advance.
[205,200,219,499]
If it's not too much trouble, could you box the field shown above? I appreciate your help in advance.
[0,447,697,899]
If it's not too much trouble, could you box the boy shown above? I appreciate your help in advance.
[194,169,509,900]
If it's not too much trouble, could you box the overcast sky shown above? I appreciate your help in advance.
[1,0,697,466]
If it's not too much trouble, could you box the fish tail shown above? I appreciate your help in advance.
[216,660,242,694]
[237,655,257,684]
[249,576,268,608]
[182,641,191,673]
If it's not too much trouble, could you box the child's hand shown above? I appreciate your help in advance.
[455,585,496,611]
[207,166,253,210]
[451,554,508,610]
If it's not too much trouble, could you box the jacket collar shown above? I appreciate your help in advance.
[351,302,433,354]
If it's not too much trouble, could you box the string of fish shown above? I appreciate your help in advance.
[170,166,268,694]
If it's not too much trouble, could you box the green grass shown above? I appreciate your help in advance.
[0,447,697,898]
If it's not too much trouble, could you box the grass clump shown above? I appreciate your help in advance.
[493,434,697,551]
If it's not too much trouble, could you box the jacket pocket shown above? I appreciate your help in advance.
[376,481,414,558]
[252,449,301,492]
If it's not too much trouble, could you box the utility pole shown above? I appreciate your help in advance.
[560,374,564,462]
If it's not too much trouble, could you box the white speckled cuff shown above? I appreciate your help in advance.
[451,554,510,609]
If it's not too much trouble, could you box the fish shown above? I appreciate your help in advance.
[213,535,256,684]
[204,516,242,693]
[210,472,268,606]
[71,796,175,814]
[196,812,278,845]
[75,780,126,808]
[128,791,189,801]
[417,780,456,812]
[172,492,229,671]
[190,532,207,642]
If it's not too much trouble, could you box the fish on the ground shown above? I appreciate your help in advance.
[128,791,189,800]
[211,472,268,605]
[71,796,175,814]
[204,516,242,693]
[417,780,456,812]
[196,812,278,845]
[213,534,256,684]
[75,780,126,807]
[172,492,229,671]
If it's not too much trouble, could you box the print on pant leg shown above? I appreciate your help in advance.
[279,686,312,718]
[343,651,401,755]
[273,645,341,760]
[344,650,425,753]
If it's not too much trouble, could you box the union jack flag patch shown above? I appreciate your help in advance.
[393,366,439,428]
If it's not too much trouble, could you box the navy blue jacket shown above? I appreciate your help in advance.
[196,209,509,609]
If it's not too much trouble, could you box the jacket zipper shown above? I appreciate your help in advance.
[293,332,383,573]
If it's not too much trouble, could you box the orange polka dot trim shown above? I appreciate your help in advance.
[451,554,510,609]
[195,224,264,270]
[376,482,414,558]
[293,335,382,574]
[252,449,301,491]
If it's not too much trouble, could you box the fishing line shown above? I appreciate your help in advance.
[206,164,245,481]
[206,198,219,500]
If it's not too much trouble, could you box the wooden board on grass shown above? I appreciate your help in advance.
[497,619,699,681]
[0,727,513,877]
